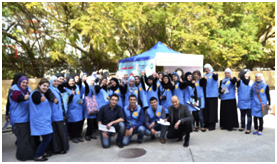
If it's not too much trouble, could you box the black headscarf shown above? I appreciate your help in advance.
[184,72,193,82]
[56,73,64,78]
[11,73,26,86]
[65,76,76,90]
[161,75,173,89]
[99,77,107,92]
[158,72,164,77]
[134,76,140,87]
[239,69,251,85]
[110,77,119,91]
[146,75,154,87]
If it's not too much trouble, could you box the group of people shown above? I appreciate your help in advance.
[5,63,271,161]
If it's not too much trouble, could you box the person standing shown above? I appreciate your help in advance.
[219,68,239,131]
[107,77,125,108]
[237,69,253,134]
[251,73,271,136]
[165,96,193,147]
[158,75,175,115]
[203,64,218,131]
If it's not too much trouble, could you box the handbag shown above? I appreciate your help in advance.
[85,95,99,115]
[256,94,268,116]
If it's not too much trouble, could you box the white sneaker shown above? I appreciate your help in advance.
[155,131,161,137]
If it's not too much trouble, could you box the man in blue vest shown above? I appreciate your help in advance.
[97,94,125,148]
[145,97,168,144]
[122,95,146,145]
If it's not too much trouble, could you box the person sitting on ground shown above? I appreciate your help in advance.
[165,96,193,147]
[97,94,125,148]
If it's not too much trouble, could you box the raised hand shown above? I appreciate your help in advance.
[237,77,240,82]
[54,98,59,104]
[204,76,208,80]
[24,92,30,100]
[41,94,46,102]
[212,72,217,75]
[192,80,196,84]
[180,78,183,83]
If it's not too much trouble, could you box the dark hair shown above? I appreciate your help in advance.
[129,94,137,100]
[150,97,157,102]
[36,78,50,91]
[192,70,201,80]
[110,93,119,100]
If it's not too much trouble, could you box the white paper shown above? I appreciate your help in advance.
[98,124,116,133]
[221,85,229,94]
[157,118,170,126]
[187,101,200,110]
[190,97,199,107]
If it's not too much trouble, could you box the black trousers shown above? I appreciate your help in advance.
[166,120,192,142]
[86,118,97,136]
[254,117,263,131]
[68,121,83,138]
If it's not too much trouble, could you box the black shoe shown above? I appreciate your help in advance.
[239,128,244,132]
[34,157,48,161]
[90,135,97,139]
[42,154,52,158]
[176,136,183,141]
[183,141,189,147]
[245,131,251,134]
[85,136,91,141]
[201,128,206,132]
[151,135,156,140]
[137,140,142,144]
[117,142,124,148]
[69,136,73,140]
[78,137,84,142]
[209,127,215,131]
[193,129,199,132]
[72,138,79,143]
[111,133,116,136]
[60,151,66,154]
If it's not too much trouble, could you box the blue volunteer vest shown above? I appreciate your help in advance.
[49,87,64,122]
[192,80,205,109]
[108,87,123,108]
[95,88,109,108]
[159,85,171,113]
[9,85,32,124]
[237,80,253,109]
[173,82,184,104]
[147,85,159,105]
[184,85,197,112]
[138,83,149,108]
[220,79,236,100]
[124,105,142,128]
[124,87,138,107]
[147,105,163,123]
[65,86,83,122]
[251,84,268,117]
[84,88,97,119]
[205,75,218,98]
[29,90,53,136]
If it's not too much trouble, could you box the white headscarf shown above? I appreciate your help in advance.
[222,68,232,84]
[49,76,61,94]
[204,64,214,77]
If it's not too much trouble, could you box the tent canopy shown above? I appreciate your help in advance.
[118,41,181,63]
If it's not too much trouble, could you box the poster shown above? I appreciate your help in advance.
[118,58,156,76]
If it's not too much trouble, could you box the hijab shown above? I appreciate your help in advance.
[184,72,193,82]
[239,69,251,83]
[87,76,96,93]
[17,76,29,95]
[161,75,173,90]
[110,77,119,91]
[171,72,180,83]
[204,64,214,77]
[122,71,129,84]
[56,73,64,78]
[222,68,232,84]
[12,73,26,86]
[254,73,266,94]
[49,76,61,94]
[99,77,107,92]
[134,76,140,87]
[146,75,154,87]
[65,76,76,90]
[127,76,137,93]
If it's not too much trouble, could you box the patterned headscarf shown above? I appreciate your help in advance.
[254,73,266,94]
[17,76,29,95]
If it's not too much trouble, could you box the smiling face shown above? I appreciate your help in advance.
[68,79,75,87]
[39,82,49,93]
[135,77,140,84]
[52,79,59,88]
[176,71,182,77]
[172,75,178,82]
[110,96,119,107]
[20,80,28,89]
[245,72,250,79]
[150,99,158,110]
[256,75,262,82]
[205,67,210,74]
[129,79,135,86]
[111,80,117,87]
[187,75,192,81]
[225,71,231,78]
[163,76,169,84]
[171,96,180,109]
[193,73,200,81]
[129,96,137,106]
[58,77,64,84]
[74,76,80,83]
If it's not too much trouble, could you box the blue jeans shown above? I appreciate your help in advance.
[145,124,168,139]
[240,109,252,130]
[192,109,204,128]
[35,133,53,158]
[100,122,125,148]
[122,125,146,145]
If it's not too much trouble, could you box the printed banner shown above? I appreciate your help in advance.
[118,59,156,76]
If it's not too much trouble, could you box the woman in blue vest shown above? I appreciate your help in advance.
[142,72,159,106]
[134,75,149,109]
[64,75,84,143]
[237,69,253,134]
[251,73,271,136]
[171,72,186,104]
[158,75,175,115]
[94,77,109,108]
[47,76,69,154]
[9,76,39,161]
[203,64,219,131]
[192,70,207,132]
[29,78,55,161]
[107,77,125,108]
[219,68,239,131]
[84,76,98,141]
[122,95,146,145]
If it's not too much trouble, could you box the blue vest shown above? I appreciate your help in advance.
[205,75,218,98]
[173,83,184,104]
[9,85,32,124]
[65,86,83,122]
[108,87,123,108]
[220,79,236,100]
[237,80,253,109]
[124,105,142,129]
[124,87,139,107]
[147,105,163,123]
[95,88,109,108]
[147,85,159,105]
[184,85,196,112]
[49,88,64,122]
[251,84,268,117]
[159,85,171,113]
[192,80,205,109]
[29,90,53,136]
[138,83,149,108]
[83,88,97,119]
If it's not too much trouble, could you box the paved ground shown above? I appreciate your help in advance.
[2,90,275,162]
